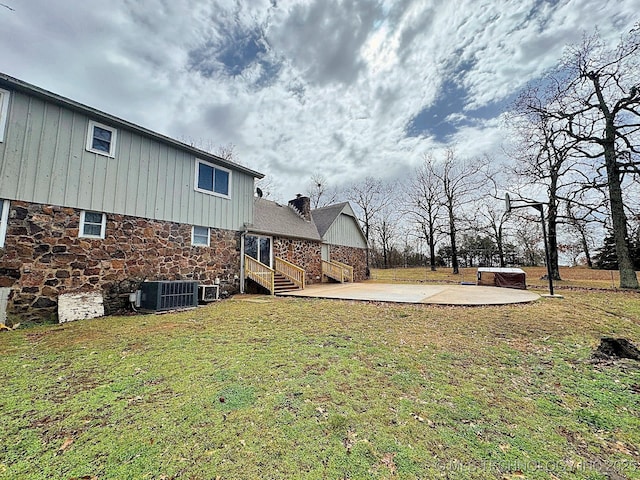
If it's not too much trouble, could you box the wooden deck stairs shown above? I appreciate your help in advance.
[274,272,300,293]
[245,255,305,295]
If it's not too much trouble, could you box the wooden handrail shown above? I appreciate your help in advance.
[244,255,274,294]
[275,257,305,289]
[322,260,344,282]
[322,260,354,283]
[331,260,354,282]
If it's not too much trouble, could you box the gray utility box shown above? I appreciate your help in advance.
[140,281,199,311]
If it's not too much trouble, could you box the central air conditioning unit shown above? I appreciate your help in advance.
[139,281,199,311]
[198,284,220,302]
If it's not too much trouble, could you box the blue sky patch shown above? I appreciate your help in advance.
[188,21,281,87]
[406,79,470,141]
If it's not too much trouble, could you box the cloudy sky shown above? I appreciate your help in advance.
[0,0,637,201]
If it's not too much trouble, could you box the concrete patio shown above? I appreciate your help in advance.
[278,282,540,305]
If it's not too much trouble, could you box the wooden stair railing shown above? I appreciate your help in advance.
[244,255,274,294]
[322,260,343,282]
[274,257,305,290]
[331,260,354,283]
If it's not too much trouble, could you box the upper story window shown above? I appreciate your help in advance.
[0,88,10,143]
[0,199,10,248]
[191,225,210,246]
[79,211,106,239]
[86,120,117,157]
[195,159,231,198]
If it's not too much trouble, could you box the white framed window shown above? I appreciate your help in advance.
[0,199,10,248]
[86,120,117,157]
[0,88,10,143]
[79,211,106,239]
[192,225,210,246]
[195,159,231,198]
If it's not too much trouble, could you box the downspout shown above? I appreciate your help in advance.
[240,224,248,294]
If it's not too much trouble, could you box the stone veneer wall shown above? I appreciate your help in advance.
[272,237,322,285]
[0,201,241,323]
[329,245,368,282]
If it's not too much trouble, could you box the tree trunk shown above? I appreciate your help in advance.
[601,133,638,287]
[593,76,638,289]
[581,232,593,268]
[449,207,459,274]
[428,235,436,271]
[605,152,638,288]
[547,204,562,280]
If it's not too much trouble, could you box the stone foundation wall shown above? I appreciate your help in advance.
[272,237,322,284]
[329,245,368,282]
[0,201,241,323]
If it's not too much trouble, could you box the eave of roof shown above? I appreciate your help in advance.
[0,72,264,179]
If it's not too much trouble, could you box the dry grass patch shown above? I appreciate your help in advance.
[1,292,639,479]
[370,266,639,291]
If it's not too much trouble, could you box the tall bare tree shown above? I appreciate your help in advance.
[405,154,443,271]
[373,203,399,269]
[432,149,487,274]
[345,177,395,271]
[521,28,640,288]
[508,96,585,280]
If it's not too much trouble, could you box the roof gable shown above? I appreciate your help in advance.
[311,202,367,246]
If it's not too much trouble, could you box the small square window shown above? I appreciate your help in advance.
[195,159,231,198]
[79,211,106,239]
[86,120,117,157]
[0,88,10,143]
[192,225,210,246]
[0,199,10,248]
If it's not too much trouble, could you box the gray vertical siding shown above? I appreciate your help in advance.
[324,213,367,248]
[0,90,255,230]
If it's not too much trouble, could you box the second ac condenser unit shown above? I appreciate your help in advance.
[140,281,199,311]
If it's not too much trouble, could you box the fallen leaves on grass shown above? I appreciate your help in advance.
[57,437,74,455]
[381,452,397,475]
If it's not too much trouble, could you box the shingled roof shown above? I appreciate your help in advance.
[249,198,322,241]
[311,202,350,237]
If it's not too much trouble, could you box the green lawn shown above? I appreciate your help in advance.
[1,288,639,479]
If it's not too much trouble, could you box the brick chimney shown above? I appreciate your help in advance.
[288,194,311,221]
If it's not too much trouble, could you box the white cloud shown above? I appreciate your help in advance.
[0,0,636,201]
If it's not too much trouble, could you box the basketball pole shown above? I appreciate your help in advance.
[505,194,555,296]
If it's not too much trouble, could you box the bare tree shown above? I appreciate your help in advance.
[432,149,487,274]
[405,154,443,271]
[307,172,338,208]
[345,176,395,271]
[522,29,640,288]
[475,200,509,268]
[373,204,400,269]
[508,94,587,279]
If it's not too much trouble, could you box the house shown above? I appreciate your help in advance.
[0,73,369,324]
[243,195,322,293]
[241,196,368,294]
[0,73,263,322]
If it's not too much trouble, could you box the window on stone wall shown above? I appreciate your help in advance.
[0,199,9,248]
[79,211,106,239]
[192,225,210,246]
